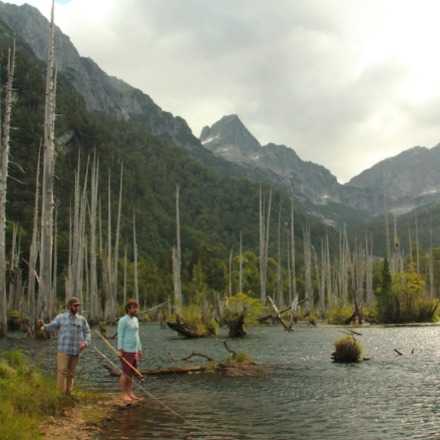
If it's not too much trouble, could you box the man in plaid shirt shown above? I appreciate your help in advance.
[38,297,91,394]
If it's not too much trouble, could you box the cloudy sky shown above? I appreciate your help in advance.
[7,0,440,182]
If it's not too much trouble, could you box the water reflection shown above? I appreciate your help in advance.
[2,324,440,439]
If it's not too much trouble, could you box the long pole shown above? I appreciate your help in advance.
[92,345,185,422]
[94,331,186,422]
[95,330,144,379]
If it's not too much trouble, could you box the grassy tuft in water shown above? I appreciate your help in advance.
[332,336,363,363]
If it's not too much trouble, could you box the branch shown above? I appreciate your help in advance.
[181,352,216,363]
[223,340,237,357]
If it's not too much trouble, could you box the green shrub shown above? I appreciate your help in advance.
[327,306,354,325]
[223,292,264,326]
[332,336,363,363]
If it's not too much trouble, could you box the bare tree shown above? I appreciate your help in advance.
[133,213,139,303]
[0,41,16,335]
[228,248,233,296]
[239,231,243,293]
[27,146,41,327]
[259,187,272,302]
[89,154,99,320]
[303,225,312,310]
[39,1,57,320]
[276,201,283,306]
[290,199,297,306]
[173,185,182,312]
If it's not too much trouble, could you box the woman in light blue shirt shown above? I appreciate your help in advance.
[117,299,143,403]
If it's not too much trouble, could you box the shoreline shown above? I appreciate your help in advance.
[40,392,141,440]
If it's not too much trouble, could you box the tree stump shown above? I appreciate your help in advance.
[224,313,246,338]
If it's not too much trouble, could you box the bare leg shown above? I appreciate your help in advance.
[65,355,79,395]
[57,352,68,394]
[120,374,133,403]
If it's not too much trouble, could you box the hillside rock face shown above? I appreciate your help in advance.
[201,115,337,204]
[202,115,354,206]
[348,145,440,214]
[201,115,440,216]
[0,1,200,152]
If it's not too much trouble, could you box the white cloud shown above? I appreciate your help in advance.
[6,0,440,182]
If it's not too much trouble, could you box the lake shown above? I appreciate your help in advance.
[2,324,440,439]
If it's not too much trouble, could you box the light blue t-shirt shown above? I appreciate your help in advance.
[117,315,142,353]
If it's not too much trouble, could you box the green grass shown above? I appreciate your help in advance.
[0,350,73,439]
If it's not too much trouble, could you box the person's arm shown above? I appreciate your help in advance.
[42,314,62,333]
[80,319,91,351]
[136,318,142,356]
[117,317,125,356]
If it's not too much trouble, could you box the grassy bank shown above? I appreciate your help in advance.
[0,350,107,440]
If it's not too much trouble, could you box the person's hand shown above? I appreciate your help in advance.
[79,341,87,352]
[36,319,44,331]
[117,350,123,358]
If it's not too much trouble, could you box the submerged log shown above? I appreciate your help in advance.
[103,343,267,378]
[104,363,208,377]
[167,316,209,338]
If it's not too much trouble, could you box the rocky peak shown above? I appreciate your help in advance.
[201,114,261,158]
[200,115,342,204]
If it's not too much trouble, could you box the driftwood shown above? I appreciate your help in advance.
[167,316,209,338]
[258,306,292,323]
[267,296,293,331]
[181,352,215,362]
[223,340,237,356]
[104,363,208,377]
[103,341,267,378]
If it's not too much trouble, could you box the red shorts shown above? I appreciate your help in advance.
[120,351,138,377]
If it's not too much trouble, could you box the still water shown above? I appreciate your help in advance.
[2,324,440,439]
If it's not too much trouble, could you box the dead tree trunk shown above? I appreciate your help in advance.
[0,42,16,336]
[133,213,139,303]
[290,199,297,306]
[28,146,41,328]
[303,225,312,311]
[228,248,233,296]
[276,200,283,306]
[239,232,243,293]
[39,2,57,321]
[173,185,183,312]
[259,187,272,302]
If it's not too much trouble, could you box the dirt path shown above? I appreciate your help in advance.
[41,393,142,440]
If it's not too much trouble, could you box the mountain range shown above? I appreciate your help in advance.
[2,0,440,250]
[201,114,440,219]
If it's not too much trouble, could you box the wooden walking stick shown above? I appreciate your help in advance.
[95,330,144,380]
[93,331,187,423]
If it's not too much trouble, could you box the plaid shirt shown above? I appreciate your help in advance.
[44,312,91,356]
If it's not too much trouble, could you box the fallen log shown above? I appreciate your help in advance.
[167,317,209,338]
[104,363,208,377]
[258,306,292,323]
[267,296,293,332]
[181,352,216,362]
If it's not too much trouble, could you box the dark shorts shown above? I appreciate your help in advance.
[121,351,138,377]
